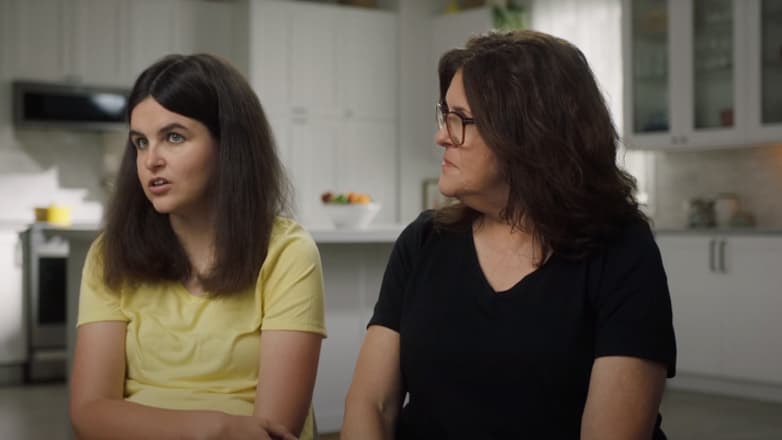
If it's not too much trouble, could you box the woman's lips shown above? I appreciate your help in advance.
[148,178,171,195]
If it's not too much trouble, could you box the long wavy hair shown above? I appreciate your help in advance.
[102,53,291,295]
[435,30,646,261]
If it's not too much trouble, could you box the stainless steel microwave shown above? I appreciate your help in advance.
[12,81,129,131]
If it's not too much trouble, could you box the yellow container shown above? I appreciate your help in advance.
[34,205,72,226]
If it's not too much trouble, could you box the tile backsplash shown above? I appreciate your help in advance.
[0,128,125,223]
[652,143,782,229]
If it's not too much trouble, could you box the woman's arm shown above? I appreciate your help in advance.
[70,322,295,440]
[342,325,404,440]
[580,356,667,440]
[254,329,323,436]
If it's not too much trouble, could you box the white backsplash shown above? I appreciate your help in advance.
[652,144,782,229]
[0,129,121,223]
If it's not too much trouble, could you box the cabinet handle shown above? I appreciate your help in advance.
[672,136,678,144]
[681,135,688,144]
[709,239,717,272]
[718,239,727,273]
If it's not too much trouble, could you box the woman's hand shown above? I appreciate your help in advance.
[208,413,298,440]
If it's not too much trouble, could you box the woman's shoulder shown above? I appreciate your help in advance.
[267,216,318,256]
[591,219,659,267]
[397,210,438,247]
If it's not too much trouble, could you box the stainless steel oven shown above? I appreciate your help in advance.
[21,224,68,382]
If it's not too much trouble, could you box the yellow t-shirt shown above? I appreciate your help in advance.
[77,217,326,440]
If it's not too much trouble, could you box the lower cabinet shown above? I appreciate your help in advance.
[656,233,782,389]
[313,242,393,433]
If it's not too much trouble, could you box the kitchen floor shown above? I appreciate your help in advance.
[1,383,781,439]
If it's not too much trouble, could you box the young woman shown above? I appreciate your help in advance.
[343,30,676,439]
[69,54,326,440]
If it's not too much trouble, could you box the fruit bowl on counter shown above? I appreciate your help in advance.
[321,191,381,229]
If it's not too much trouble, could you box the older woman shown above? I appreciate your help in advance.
[343,30,676,440]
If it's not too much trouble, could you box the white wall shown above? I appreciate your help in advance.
[397,0,443,223]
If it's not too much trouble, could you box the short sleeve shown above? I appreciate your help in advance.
[259,221,327,337]
[368,211,433,332]
[76,237,128,326]
[590,223,677,377]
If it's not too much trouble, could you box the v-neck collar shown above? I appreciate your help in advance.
[466,227,553,296]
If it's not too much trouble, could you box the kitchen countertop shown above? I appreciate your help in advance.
[33,222,405,244]
[654,228,782,236]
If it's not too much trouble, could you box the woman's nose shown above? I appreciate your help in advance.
[434,124,452,148]
[144,146,165,170]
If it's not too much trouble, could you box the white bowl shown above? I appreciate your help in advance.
[323,203,381,229]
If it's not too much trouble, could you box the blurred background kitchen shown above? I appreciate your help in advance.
[1,0,782,439]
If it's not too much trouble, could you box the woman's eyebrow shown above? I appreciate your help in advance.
[128,123,190,138]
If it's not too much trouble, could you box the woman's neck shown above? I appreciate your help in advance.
[169,212,216,284]
[473,214,547,265]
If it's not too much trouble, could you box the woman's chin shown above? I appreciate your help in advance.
[149,202,173,215]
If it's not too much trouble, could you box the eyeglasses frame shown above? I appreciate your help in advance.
[436,102,475,146]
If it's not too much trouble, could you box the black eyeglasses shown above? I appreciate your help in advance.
[436,102,475,146]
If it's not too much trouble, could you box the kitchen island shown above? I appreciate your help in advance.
[43,223,404,434]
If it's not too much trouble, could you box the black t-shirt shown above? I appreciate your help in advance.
[369,211,676,439]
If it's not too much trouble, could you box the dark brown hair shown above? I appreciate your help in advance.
[435,30,646,260]
[102,54,291,295]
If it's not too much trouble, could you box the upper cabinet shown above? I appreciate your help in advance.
[4,0,238,88]
[623,0,782,150]
[4,0,73,83]
[746,0,782,143]
[71,0,128,86]
[249,0,399,229]
[126,0,178,83]
[173,1,236,66]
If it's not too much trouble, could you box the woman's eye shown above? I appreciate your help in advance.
[133,138,148,149]
[167,132,185,143]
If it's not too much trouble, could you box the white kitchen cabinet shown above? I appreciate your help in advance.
[6,0,131,86]
[288,2,339,118]
[126,0,178,83]
[656,235,724,377]
[5,0,73,82]
[248,0,399,227]
[656,233,782,388]
[249,0,289,117]
[621,0,779,150]
[746,0,782,143]
[336,8,398,122]
[336,120,398,222]
[174,0,236,61]
[0,230,25,366]
[6,0,239,87]
[70,0,128,86]
[128,0,239,86]
[720,237,782,384]
[0,0,12,79]
[288,116,340,227]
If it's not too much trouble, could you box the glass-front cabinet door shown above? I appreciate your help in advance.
[624,0,748,149]
[748,0,782,142]
[682,0,746,147]
[624,0,673,148]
